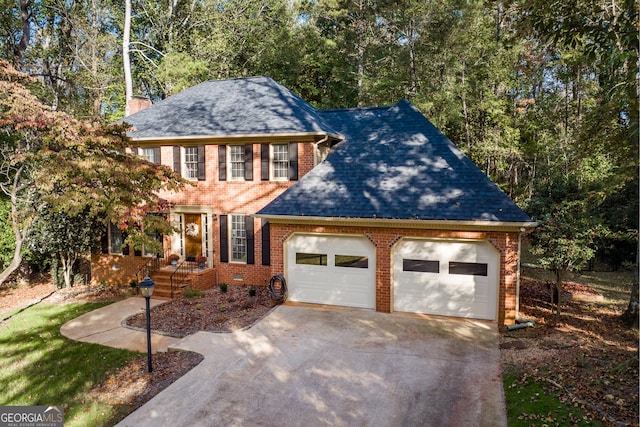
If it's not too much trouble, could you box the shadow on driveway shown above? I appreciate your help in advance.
[116,304,506,427]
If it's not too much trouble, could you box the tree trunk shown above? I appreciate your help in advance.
[123,0,133,116]
[0,165,32,286]
[13,0,30,70]
[61,252,77,288]
[553,269,563,319]
[407,19,417,95]
[620,242,639,328]
[0,236,25,285]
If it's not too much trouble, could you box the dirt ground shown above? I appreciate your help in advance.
[2,271,637,426]
[501,268,639,426]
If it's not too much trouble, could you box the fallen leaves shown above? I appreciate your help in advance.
[501,271,639,426]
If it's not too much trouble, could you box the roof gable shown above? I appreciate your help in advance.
[258,99,532,223]
[124,77,337,139]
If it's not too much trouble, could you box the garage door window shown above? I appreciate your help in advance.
[403,259,439,273]
[449,262,488,276]
[335,255,368,268]
[296,253,327,266]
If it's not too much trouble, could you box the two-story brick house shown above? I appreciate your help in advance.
[91,76,535,325]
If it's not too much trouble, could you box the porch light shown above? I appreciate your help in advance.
[139,276,156,372]
[139,276,156,298]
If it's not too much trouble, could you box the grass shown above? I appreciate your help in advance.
[0,302,141,426]
[504,373,603,426]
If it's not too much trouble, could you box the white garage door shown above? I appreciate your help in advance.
[393,239,499,320]
[286,234,376,309]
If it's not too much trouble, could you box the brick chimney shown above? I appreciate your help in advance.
[126,96,152,116]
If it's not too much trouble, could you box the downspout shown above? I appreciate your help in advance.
[313,134,330,166]
[516,227,525,320]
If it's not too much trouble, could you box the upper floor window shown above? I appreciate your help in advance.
[229,145,245,180]
[184,146,199,179]
[173,146,205,181]
[261,142,298,181]
[272,144,289,180]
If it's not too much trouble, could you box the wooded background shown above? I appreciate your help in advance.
[0,0,637,276]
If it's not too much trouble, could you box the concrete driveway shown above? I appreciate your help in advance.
[116,304,506,427]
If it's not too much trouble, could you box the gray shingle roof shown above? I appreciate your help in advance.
[258,99,532,223]
[124,77,338,139]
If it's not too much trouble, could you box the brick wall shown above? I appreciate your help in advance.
[268,223,520,326]
[92,141,314,289]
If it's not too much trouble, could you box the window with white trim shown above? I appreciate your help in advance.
[271,144,289,180]
[229,145,244,180]
[184,146,199,179]
[141,147,156,163]
[230,214,247,262]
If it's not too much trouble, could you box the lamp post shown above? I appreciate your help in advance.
[139,276,156,373]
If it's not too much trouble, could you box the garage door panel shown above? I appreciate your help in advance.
[393,239,498,320]
[287,234,375,309]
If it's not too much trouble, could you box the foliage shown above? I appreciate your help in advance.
[0,196,14,269]
[27,207,97,288]
[504,373,602,427]
[183,288,204,298]
[0,0,636,318]
[0,302,140,426]
[219,283,228,293]
[0,59,186,284]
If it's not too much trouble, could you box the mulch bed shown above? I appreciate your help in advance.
[125,284,277,337]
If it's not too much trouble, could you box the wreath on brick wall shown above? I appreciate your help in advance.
[185,222,199,237]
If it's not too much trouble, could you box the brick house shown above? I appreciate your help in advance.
[91,77,535,325]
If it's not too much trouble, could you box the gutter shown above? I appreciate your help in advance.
[127,131,341,145]
[253,214,538,233]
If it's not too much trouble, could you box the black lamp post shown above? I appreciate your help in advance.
[139,276,156,373]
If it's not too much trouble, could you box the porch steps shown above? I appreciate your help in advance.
[148,269,191,299]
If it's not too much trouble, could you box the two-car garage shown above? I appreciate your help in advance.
[285,233,500,321]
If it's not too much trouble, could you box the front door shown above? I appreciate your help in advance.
[184,214,202,260]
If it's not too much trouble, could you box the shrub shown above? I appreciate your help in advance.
[183,288,203,298]
[219,283,228,293]
[248,285,256,297]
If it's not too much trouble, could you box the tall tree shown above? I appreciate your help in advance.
[0,59,185,284]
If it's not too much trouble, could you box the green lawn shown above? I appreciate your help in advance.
[0,302,141,426]
[504,373,603,426]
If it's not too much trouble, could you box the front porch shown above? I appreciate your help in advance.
[139,260,217,299]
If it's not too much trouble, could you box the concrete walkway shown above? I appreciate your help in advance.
[60,297,181,353]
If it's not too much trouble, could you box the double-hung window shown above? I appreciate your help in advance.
[261,143,297,181]
[184,146,199,179]
[229,145,245,180]
[272,144,289,180]
[230,214,247,262]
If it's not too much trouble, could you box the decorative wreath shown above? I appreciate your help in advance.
[185,222,199,237]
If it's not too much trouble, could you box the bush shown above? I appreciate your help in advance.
[219,283,228,293]
[183,288,203,298]
[248,285,256,297]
